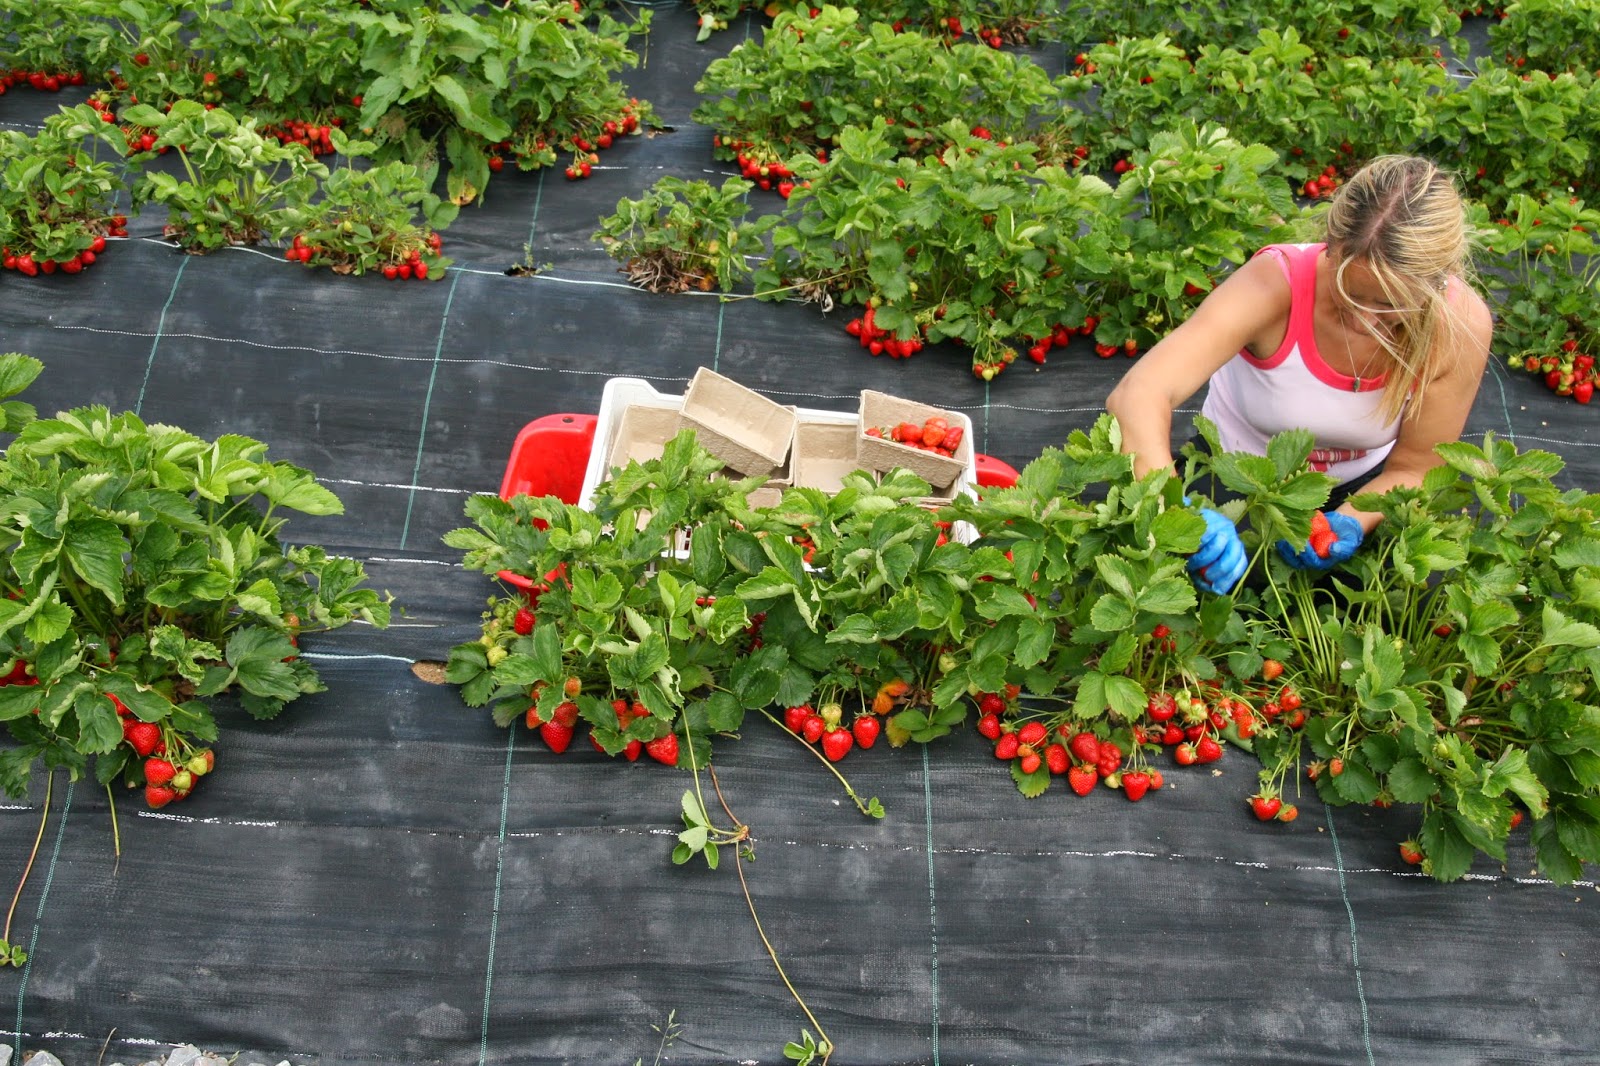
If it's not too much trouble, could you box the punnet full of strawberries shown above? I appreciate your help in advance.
[864,416,964,457]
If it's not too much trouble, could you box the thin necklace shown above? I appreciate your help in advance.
[1339,323,1383,393]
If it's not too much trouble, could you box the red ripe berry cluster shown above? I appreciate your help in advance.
[1071,52,1099,75]
[2,230,110,276]
[1023,319,1096,365]
[864,416,964,456]
[113,694,217,808]
[1093,336,1141,359]
[782,701,881,763]
[744,610,768,652]
[719,137,800,197]
[1299,161,1343,200]
[560,103,640,180]
[0,659,38,689]
[262,117,340,157]
[1518,339,1595,403]
[1,69,87,94]
[382,233,444,280]
[844,304,925,359]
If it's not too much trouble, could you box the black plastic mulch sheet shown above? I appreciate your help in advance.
[2,6,1598,1065]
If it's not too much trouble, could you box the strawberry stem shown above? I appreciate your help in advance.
[710,768,834,1065]
[4,769,52,946]
[758,707,881,817]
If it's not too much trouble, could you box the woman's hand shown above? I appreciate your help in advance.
[1276,510,1363,570]
[1188,508,1248,594]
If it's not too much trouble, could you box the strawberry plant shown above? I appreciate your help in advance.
[1227,431,1600,883]
[1474,192,1600,401]
[1427,61,1599,209]
[1080,122,1300,353]
[282,130,457,278]
[1487,0,1600,76]
[123,99,327,252]
[754,120,1113,378]
[0,354,392,809]
[689,1,1066,44]
[0,104,130,275]
[0,0,92,88]
[346,0,654,205]
[594,176,778,293]
[693,7,1082,181]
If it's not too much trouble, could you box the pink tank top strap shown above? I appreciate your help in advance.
[1245,243,1324,367]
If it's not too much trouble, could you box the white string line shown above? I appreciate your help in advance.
[319,476,477,494]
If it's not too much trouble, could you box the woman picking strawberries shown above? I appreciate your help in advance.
[1105,154,1494,594]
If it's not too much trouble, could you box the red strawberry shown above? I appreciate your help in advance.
[852,716,881,749]
[1067,764,1097,796]
[1399,840,1424,865]
[553,700,579,728]
[1096,741,1124,776]
[1174,742,1197,766]
[1195,736,1223,764]
[1045,743,1069,774]
[976,712,1002,740]
[822,728,854,762]
[1146,693,1176,721]
[801,714,826,743]
[125,721,160,757]
[994,733,1020,760]
[144,758,176,786]
[1017,721,1047,747]
[1019,751,1042,774]
[1122,770,1151,801]
[512,608,534,634]
[646,733,680,766]
[1161,723,1184,746]
[623,739,642,761]
[1249,794,1283,821]
[144,784,177,808]
[1575,381,1594,404]
[524,704,544,730]
[1277,804,1299,822]
[1261,658,1284,681]
[539,721,574,753]
[784,704,812,733]
[1068,731,1100,764]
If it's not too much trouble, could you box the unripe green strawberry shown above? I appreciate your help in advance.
[187,750,214,776]
[170,769,194,793]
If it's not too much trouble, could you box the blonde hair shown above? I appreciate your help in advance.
[1320,154,1478,424]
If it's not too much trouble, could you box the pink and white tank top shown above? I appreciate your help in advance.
[1200,243,1401,484]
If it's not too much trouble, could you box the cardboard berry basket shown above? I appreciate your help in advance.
[605,403,685,471]
[678,366,798,478]
[792,416,862,494]
[580,378,980,512]
[856,389,973,490]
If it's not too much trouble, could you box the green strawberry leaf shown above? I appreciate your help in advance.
[1011,759,1051,798]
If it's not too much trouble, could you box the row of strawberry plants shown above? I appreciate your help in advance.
[597,124,1600,393]
[0,100,455,274]
[686,0,1065,43]
[443,417,1600,883]
[600,119,1305,377]
[0,0,654,206]
[0,353,392,811]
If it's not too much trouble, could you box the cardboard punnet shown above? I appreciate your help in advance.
[793,418,860,495]
[606,404,684,470]
[679,367,797,477]
[856,390,972,490]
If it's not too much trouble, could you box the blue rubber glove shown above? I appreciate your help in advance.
[1187,507,1248,595]
[1276,510,1364,570]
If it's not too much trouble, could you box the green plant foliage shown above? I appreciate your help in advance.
[0,355,391,802]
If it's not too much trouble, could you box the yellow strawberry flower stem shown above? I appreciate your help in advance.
[4,769,52,947]
[708,766,834,1065]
